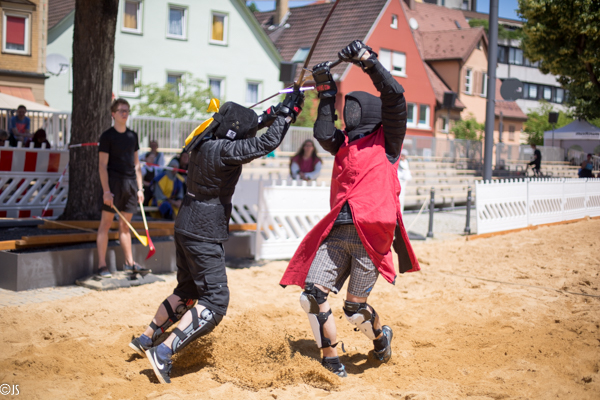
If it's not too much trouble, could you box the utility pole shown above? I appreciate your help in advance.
[483,0,499,181]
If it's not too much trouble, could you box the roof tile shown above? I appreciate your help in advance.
[420,27,485,61]
[48,0,75,31]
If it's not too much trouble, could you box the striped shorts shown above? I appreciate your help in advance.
[305,224,379,298]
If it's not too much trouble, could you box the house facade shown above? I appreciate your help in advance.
[0,0,48,105]
[45,0,283,112]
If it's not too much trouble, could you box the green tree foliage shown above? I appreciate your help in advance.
[292,90,318,128]
[468,19,524,40]
[246,2,258,13]
[523,102,573,145]
[133,73,213,119]
[451,114,485,140]
[518,0,600,119]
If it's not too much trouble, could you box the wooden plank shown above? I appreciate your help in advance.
[15,228,174,247]
[229,223,257,231]
[466,216,599,241]
[0,240,18,251]
[38,220,175,230]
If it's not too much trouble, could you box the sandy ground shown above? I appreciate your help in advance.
[0,219,599,400]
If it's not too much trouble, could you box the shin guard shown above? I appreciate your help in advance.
[343,301,382,340]
[171,307,222,353]
[149,298,196,343]
[300,283,335,349]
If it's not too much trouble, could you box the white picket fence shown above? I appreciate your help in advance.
[476,178,600,234]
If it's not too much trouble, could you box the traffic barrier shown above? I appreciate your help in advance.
[0,146,68,173]
[255,179,330,260]
[0,172,68,218]
[476,178,600,234]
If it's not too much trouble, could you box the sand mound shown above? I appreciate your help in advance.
[0,218,598,399]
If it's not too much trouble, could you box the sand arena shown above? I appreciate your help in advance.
[0,219,598,399]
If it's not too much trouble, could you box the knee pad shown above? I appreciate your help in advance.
[343,301,382,340]
[171,307,223,354]
[149,298,197,343]
[300,283,334,349]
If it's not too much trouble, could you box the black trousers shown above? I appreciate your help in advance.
[172,232,230,316]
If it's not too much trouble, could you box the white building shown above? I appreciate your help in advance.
[45,0,282,112]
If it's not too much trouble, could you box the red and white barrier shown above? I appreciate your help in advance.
[0,171,69,218]
[0,147,68,173]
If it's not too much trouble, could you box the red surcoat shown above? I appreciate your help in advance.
[280,127,420,288]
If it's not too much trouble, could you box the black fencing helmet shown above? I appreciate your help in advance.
[343,92,382,142]
[211,102,259,141]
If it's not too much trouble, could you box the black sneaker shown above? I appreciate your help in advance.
[98,266,112,278]
[123,262,151,276]
[373,325,393,363]
[322,357,347,378]
[129,336,151,357]
[146,347,172,384]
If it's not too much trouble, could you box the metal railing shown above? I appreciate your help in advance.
[0,108,71,148]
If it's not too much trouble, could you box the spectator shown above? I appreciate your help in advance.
[141,153,156,206]
[139,140,165,167]
[290,139,322,180]
[25,129,51,149]
[175,150,189,194]
[528,144,542,177]
[151,158,185,220]
[0,130,8,147]
[97,98,149,278]
[578,154,594,178]
[397,149,412,214]
[9,105,31,146]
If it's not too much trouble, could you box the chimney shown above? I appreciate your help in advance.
[274,0,289,26]
[403,0,416,10]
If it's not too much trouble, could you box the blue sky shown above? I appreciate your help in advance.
[248,0,521,20]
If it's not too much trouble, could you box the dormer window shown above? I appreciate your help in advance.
[291,47,310,63]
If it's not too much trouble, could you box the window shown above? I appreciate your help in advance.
[2,12,30,55]
[209,78,223,100]
[543,86,552,101]
[418,105,430,128]
[508,125,515,141]
[167,6,187,39]
[527,83,537,99]
[123,0,142,34]
[391,14,398,29]
[246,82,260,105]
[120,68,140,96]
[464,69,473,94]
[210,12,228,44]
[509,47,523,65]
[440,116,449,133]
[407,103,416,127]
[480,72,488,97]
[167,73,183,95]
[554,88,564,104]
[462,0,469,10]
[379,49,406,77]
[497,46,508,64]
[291,47,310,63]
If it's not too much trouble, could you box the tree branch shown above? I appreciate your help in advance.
[577,35,600,94]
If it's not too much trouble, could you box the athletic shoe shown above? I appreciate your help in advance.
[373,325,393,363]
[123,262,151,276]
[98,266,112,278]
[129,336,151,357]
[322,357,347,378]
[146,346,173,384]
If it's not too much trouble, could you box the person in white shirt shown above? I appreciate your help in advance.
[397,149,412,214]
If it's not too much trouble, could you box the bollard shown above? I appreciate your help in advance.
[464,186,472,235]
[427,187,435,238]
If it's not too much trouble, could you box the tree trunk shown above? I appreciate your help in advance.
[61,0,118,220]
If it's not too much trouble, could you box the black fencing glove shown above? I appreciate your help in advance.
[312,62,337,98]
[278,90,304,123]
[257,103,281,129]
[339,40,378,70]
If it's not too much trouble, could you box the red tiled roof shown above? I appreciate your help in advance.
[48,0,75,30]
[403,1,470,32]
[495,79,527,120]
[424,64,465,110]
[255,0,388,78]
[420,27,486,61]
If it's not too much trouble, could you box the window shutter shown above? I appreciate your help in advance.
[6,16,25,45]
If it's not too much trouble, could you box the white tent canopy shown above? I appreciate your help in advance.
[544,119,600,141]
[0,92,59,112]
